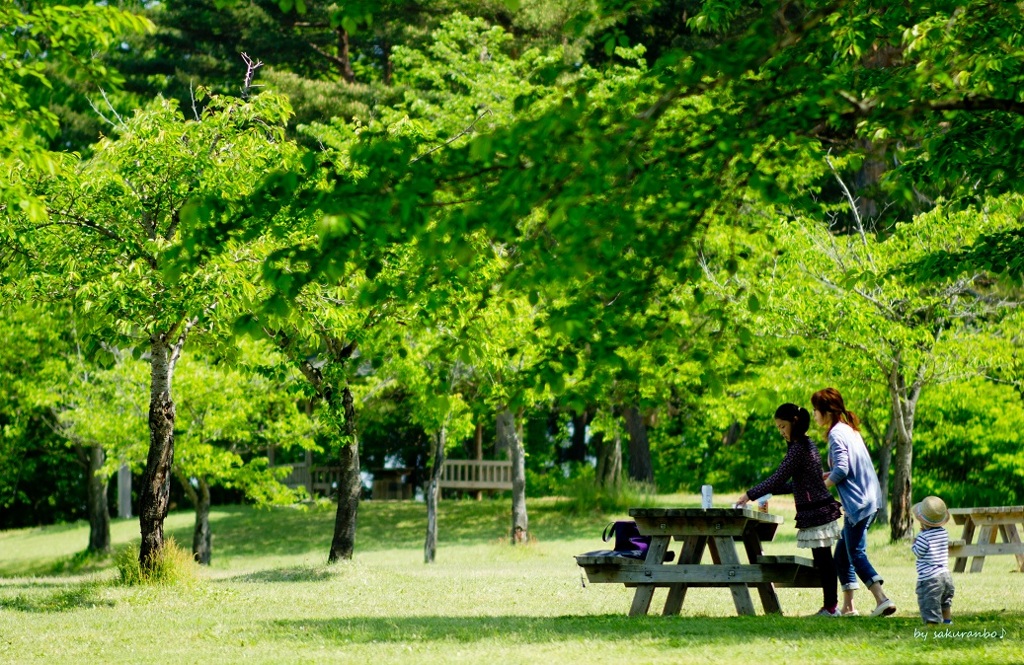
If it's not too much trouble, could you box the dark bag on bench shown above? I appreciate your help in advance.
[602,520,674,562]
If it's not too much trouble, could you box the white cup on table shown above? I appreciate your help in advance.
[701,484,713,509]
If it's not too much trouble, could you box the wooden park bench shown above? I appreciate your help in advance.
[575,508,821,617]
[947,506,1024,573]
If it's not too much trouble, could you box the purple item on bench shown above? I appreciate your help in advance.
[602,520,675,562]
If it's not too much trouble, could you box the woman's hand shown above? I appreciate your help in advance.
[822,472,835,489]
[734,492,750,507]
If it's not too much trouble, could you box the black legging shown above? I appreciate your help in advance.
[812,546,839,609]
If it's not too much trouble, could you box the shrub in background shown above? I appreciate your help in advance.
[552,468,658,516]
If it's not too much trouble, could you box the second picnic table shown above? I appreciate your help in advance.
[576,507,820,617]
[948,505,1024,573]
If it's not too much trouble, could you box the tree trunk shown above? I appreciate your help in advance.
[564,409,590,463]
[336,27,356,83]
[382,39,393,86]
[424,425,447,564]
[888,363,922,542]
[890,429,914,541]
[876,419,896,526]
[850,44,904,223]
[176,469,212,565]
[499,408,528,544]
[624,405,653,485]
[593,431,608,486]
[594,428,622,489]
[328,384,361,563]
[473,422,483,501]
[139,334,182,568]
[86,444,110,553]
[890,431,913,541]
[192,478,212,565]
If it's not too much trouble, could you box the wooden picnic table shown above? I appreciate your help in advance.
[575,507,820,617]
[948,506,1024,573]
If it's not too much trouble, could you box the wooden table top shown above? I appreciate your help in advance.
[629,507,784,523]
[949,506,1024,514]
[628,507,783,539]
[949,506,1024,524]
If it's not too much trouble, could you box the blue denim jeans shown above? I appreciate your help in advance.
[834,512,883,591]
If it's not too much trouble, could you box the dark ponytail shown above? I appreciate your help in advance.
[774,403,811,441]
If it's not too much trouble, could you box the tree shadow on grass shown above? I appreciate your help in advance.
[228,566,337,584]
[195,500,614,561]
[0,548,114,579]
[45,548,114,576]
[0,584,114,613]
[261,612,1022,649]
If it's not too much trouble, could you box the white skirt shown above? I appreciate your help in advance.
[796,518,842,549]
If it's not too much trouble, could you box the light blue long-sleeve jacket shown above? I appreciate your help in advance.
[827,422,881,525]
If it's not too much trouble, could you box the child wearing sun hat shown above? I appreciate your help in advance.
[911,495,954,625]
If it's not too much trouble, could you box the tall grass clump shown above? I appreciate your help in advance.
[114,538,200,587]
[555,472,659,516]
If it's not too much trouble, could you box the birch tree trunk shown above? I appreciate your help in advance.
[86,444,110,553]
[139,332,183,568]
[499,408,528,544]
[624,405,653,485]
[423,425,447,564]
[328,385,362,562]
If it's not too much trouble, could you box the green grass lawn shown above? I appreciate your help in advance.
[1,494,1021,664]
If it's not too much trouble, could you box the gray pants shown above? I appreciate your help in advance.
[916,571,954,623]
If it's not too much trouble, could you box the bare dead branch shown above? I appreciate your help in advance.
[241,52,264,99]
[825,153,876,270]
[190,80,201,121]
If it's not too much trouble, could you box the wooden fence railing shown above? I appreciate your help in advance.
[276,460,513,498]
[438,460,513,491]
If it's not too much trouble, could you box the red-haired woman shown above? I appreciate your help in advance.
[812,387,896,618]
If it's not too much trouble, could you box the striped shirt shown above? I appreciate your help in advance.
[911,526,949,580]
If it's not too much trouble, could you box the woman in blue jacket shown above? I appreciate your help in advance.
[813,387,896,618]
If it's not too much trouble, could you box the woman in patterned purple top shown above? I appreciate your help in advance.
[735,403,843,617]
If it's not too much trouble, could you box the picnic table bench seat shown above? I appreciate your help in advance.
[575,554,820,587]
[755,555,820,587]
